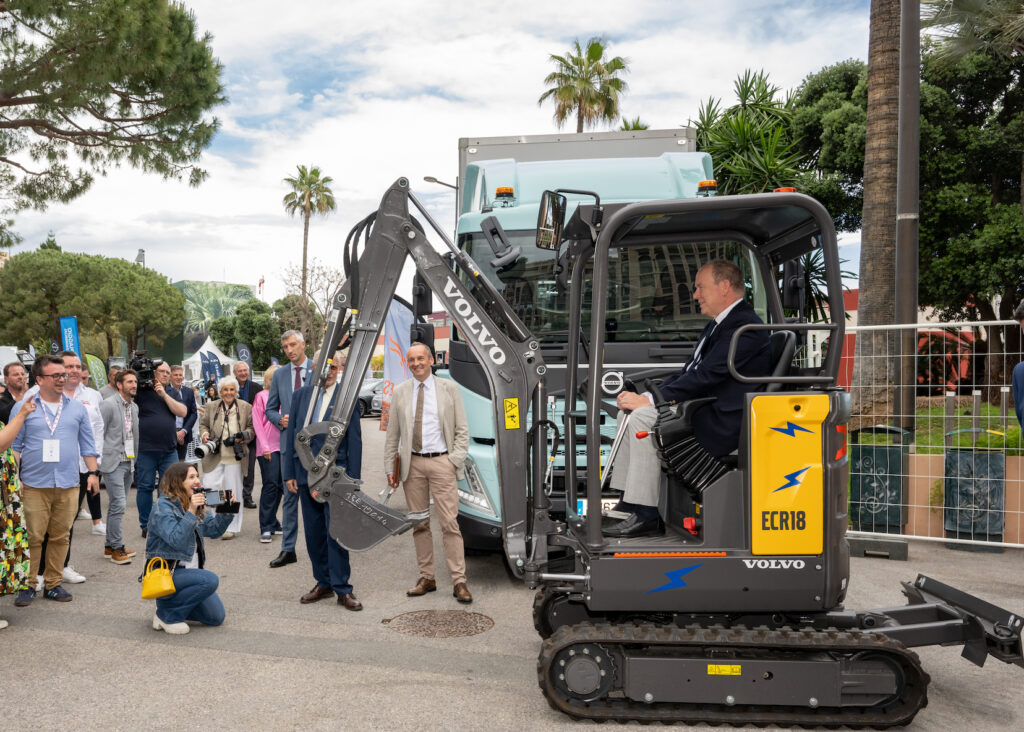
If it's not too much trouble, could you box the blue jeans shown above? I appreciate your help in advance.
[136,449,178,531]
[156,568,225,626]
[257,452,283,533]
[297,481,352,595]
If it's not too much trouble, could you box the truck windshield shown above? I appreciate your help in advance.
[459,230,767,342]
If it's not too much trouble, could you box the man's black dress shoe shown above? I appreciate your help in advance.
[243,498,258,509]
[269,550,297,568]
[603,513,663,538]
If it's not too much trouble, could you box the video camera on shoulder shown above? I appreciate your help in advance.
[128,351,162,390]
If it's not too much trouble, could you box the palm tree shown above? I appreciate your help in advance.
[283,164,336,337]
[923,0,1024,59]
[851,0,901,427]
[538,37,629,133]
[620,116,648,131]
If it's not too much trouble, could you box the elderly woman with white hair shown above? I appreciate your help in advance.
[198,375,254,539]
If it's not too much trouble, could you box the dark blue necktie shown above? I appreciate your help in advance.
[688,320,717,371]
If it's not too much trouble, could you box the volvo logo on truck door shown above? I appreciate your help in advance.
[443,277,507,365]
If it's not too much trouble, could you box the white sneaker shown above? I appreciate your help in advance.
[0,618,8,630]
[152,613,190,635]
[91,522,107,535]
[62,566,86,584]
[259,531,272,543]
[78,508,92,520]
[35,575,44,592]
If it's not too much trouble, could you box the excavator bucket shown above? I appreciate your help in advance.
[312,465,428,552]
[296,419,428,551]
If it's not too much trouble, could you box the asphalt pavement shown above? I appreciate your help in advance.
[2,421,1022,730]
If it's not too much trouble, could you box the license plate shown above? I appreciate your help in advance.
[577,498,620,515]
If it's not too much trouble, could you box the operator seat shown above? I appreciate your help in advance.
[764,329,796,392]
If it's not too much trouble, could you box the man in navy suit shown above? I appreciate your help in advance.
[281,348,363,611]
[264,329,313,567]
[168,366,198,462]
[606,260,772,537]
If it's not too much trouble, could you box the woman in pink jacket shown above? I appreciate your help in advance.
[252,365,282,543]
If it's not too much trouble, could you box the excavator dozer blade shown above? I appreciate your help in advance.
[310,468,429,552]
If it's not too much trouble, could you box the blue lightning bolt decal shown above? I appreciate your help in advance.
[774,466,810,492]
[647,564,703,593]
[771,421,813,437]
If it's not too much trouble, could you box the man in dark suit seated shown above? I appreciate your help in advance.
[606,260,772,538]
[281,348,363,611]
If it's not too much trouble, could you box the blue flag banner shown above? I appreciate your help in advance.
[28,344,36,359]
[382,298,414,431]
[270,356,280,366]
[204,351,223,383]
[236,342,252,368]
[59,316,81,356]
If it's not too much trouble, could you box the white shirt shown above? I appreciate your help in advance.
[315,382,337,423]
[411,375,446,453]
[691,297,744,363]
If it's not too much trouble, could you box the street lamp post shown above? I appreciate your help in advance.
[423,176,459,235]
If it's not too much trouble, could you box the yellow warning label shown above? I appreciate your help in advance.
[707,664,741,676]
[503,398,520,430]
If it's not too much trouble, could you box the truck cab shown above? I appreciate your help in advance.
[446,131,774,548]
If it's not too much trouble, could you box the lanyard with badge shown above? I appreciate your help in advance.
[38,395,64,463]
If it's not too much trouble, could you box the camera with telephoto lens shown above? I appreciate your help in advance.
[194,437,220,459]
[128,351,161,390]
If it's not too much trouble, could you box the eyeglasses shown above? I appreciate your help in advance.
[40,372,68,381]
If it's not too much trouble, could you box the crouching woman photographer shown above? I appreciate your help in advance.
[198,376,254,540]
[146,462,236,634]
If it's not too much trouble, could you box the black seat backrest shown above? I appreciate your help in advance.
[765,330,797,393]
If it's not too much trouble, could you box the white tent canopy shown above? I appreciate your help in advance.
[181,336,236,383]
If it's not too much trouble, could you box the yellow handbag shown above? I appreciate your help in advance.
[141,557,176,600]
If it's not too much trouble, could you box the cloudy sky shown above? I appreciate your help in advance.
[15,0,871,303]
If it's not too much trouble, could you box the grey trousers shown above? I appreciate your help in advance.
[103,460,133,550]
[608,406,661,507]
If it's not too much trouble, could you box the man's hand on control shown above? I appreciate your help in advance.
[616,391,653,412]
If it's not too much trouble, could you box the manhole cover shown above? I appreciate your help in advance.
[382,609,494,638]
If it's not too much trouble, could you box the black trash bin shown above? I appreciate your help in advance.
[943,428,1005,552]
[849,426,910,534]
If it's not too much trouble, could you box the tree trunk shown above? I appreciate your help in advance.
[577,105,584,133]
[301,203,311,341]
[851,0,901,430]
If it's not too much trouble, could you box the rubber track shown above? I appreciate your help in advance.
[538,622,930,728]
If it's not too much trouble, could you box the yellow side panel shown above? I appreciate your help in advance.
[749,393,829,556]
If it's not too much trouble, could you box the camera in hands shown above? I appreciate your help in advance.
[194,437,220,459]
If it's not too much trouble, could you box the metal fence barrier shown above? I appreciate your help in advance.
[838,320,1023,550]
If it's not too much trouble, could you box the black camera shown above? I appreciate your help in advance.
[194,437,220,459]
[129,351,161,390]
[230,432,246,461]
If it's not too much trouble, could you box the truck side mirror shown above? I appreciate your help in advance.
[536,190,567,250]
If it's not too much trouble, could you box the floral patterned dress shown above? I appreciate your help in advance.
[0,446,30,595]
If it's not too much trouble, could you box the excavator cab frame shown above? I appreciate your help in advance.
[301,179,1021,727]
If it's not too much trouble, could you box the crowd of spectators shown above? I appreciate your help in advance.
[0,331,474,634]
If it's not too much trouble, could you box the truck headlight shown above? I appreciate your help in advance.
[458,456,497,518]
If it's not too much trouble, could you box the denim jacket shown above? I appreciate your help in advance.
[145,494,233,564]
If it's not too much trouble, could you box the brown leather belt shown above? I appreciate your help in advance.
[412,451,447,458]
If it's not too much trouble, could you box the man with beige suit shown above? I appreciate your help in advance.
[385,342,472,603]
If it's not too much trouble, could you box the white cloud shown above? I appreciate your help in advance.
[12,0,871,320]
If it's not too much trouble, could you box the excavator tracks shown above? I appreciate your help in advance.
[538,621,929,728]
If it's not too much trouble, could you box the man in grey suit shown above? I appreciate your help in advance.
[98,368,140,565]
[264,329,313,568]
[384,342,472,603]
